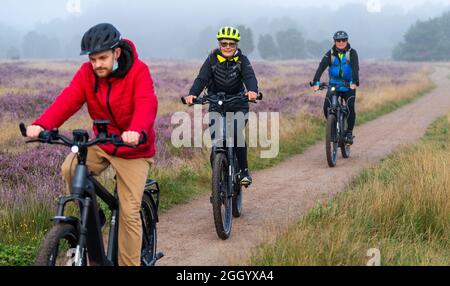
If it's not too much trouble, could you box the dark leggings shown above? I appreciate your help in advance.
[209,115,248,172]
[323,89,356,131]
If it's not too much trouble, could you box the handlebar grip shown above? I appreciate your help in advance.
[181,96,200,106]
[19,123,27,137]
[257,92,263,101]
[38,130,52,140]
[181,96,197,106]
[139,132,148,145]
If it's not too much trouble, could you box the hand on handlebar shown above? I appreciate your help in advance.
[246,91,258,101]
[313,85,320,92]
[350,84,357,90]
[183,95,197,105]
[26,125,44,138]
[122,131,141,146]
[19,122,147,149]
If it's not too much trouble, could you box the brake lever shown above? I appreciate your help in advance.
[19,123,27,137]
[25,139,43,144]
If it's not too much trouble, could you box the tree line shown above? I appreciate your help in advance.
[393,11,450,61]
[233,25,331,60]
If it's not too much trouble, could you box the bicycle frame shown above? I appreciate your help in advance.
[20,121,162,266]
[213,111,240,197]
[53,144,120,266]
[327,86,349,143]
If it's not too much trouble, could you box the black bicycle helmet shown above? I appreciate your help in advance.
[333,31,349,41]
[80,23,121,55]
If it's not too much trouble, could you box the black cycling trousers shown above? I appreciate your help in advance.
[209,113,248,172]
[323,89,356,131]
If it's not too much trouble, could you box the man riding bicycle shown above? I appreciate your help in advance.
[184,26,258,186]
[311,31,359,144]
[26,23,158,266]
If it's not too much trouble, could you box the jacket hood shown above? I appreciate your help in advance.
[111,38,137,78]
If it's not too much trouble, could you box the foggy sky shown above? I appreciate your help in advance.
[2,0,450,29]
[1,0,450,59]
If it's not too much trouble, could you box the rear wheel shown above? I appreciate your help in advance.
[326,114,338,167]
[35,223,84,266]
[140,193,157,266]
[212,153,232,240]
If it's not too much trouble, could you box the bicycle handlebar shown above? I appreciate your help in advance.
[309,82,351,91]
[181,92,263,106]
[19,122,147,149]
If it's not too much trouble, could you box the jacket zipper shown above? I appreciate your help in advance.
[106,81,124,156]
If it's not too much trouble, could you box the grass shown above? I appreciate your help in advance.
[152,71,435,212]
[0,64,436,265]
[0,202,53,266]
[357,66,435,124]
[247,113,450,266]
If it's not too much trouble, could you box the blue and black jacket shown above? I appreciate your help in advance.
[313,44,359,92]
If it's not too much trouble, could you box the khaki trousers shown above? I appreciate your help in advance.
[61,145,152,266]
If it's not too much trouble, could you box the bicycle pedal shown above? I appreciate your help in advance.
[240,181,251,187]
[156,252,164,260]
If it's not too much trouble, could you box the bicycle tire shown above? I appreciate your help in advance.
[34,223,83,266]
[211,153,232,240]
[326,114,338,167]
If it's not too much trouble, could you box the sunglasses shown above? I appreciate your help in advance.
[335,39,348,43]
[220,42,237,48]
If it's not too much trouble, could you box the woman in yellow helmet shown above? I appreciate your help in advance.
[184,26,259,186]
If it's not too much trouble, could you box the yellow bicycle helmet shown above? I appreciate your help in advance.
[217,26,241,42]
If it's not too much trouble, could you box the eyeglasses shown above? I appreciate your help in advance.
[220,42,237,48]
[335,39,348,43]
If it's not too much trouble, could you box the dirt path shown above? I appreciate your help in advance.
[157,65,450,266]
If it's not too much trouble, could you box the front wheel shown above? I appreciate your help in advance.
[34,223,84,266]
[212,153,232,240]
[326,114,338,167]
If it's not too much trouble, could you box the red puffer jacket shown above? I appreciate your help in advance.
[33,39,158,159]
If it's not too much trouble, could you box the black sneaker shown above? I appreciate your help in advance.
[240,169,253,187]
[345,131,354,145]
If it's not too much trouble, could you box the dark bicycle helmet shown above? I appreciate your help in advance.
[333,31,349,41]
[80,23,121,55]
